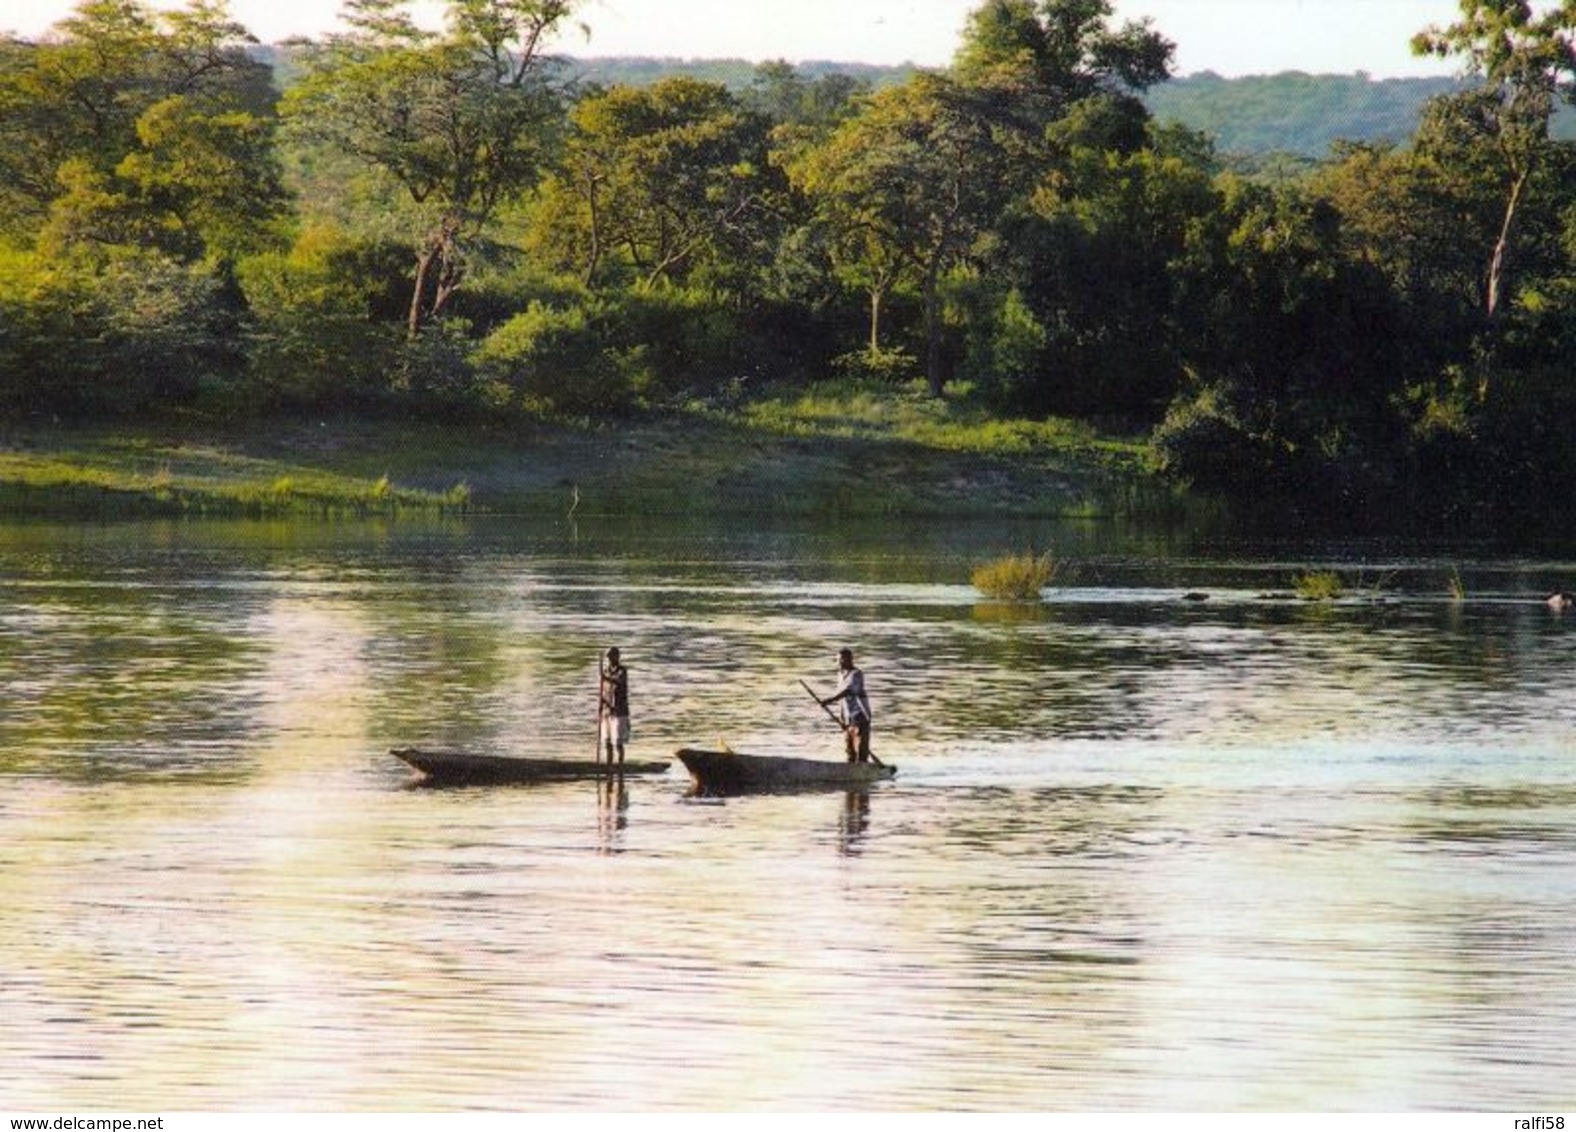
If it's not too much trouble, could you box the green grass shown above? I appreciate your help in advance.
[972,550,1061,601]
[0,384,1158,520]
[730,379,1139,465]
[0,433,471,518]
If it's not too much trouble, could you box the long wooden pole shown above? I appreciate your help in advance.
[799,679,885,769]
[597,659,607,766]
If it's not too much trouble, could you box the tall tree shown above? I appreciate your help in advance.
[1413,0,1576,318]
[39,96,288,266]
[994,113,1216,421]
[282,0,576,336]
[0,0,276,242]
[530,77,781,291]
[953,0,1172,105]
[791,74,1011,396]
[1152,177,1413,510]
[947,0,1177,413]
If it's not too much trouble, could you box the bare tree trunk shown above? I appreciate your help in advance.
[1486,168,1529,320]
[409,219,465,335]
[923,256,944,398]
[868,287,883,354]
[432,260,462,321]
[409,244,436,340]
[581,166,604,288]
[583,203,603,289]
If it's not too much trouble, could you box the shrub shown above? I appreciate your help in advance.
[390,319,485,413]
[972,551,1060,601]
[236,230,402,410]
[1293,570,1343,600]
[1149,388,1265,489]
[1,248,230,415]
[967,287,1048,410]
[615,288,747,398]
[832,346,917,384]
[472,300,636,415]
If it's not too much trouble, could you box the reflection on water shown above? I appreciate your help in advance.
[1,518,1574,1110]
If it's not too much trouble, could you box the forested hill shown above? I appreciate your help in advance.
[566,56,920,92]
[1144,71,1464,154]
[560,56,1574,156]
[260,48,1574,155]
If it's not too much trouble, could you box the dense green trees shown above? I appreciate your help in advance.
[0,0,283,412]
[789,74,1012,395]
[945,0,1184,416]
[788,0,1175,397]
[281,0,575,337]
[986,116,1217,421]
[2,0,1575,531]
[0,0,280,240]
[528,77,782,291]
[1413,0,1576,320]
[1151,176,1415,509]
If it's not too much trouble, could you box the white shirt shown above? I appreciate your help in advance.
[833,666,870,723]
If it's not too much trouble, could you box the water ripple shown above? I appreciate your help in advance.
[3,523,1575,1109]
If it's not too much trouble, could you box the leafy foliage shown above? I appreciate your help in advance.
[280,0,575,335]
[1411,0,1576,318]
[972,550,1061,601]
[1293,570,1344,601]
[0,246,231,414]
[2,0,1576,538]
[528,77,784,291]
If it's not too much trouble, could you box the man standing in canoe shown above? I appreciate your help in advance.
[599,647,630,764]
[821,647,873,763]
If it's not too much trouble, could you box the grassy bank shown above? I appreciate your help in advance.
[0,432,473,518]
[0,382,1160,520]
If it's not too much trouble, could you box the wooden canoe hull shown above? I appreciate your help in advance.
[391,748,670,786]
[675,748,896,795]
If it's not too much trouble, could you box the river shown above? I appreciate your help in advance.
[2,516,1573,1111]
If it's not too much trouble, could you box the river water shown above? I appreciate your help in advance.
[1,517,1573,1111]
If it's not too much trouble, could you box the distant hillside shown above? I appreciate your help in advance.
[559,57,1575,157]
[564,55,920,91]
[1141,71,1572,155]
[1143,71,1466,155]
[255,49,1571,158]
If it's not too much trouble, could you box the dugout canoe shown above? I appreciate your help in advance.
[391,748,670,786]
[675,748,896,795]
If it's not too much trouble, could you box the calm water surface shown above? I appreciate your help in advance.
[2,518,1574,1111]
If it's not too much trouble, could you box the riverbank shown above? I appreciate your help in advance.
[0,383,1158,519]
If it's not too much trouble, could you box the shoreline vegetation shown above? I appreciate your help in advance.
[971,550,1062,601]
[0,381,1154,521]
[7,1,1572,536]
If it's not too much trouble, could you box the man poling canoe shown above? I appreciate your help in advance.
[599,647,630,764]
[805,647,879,766]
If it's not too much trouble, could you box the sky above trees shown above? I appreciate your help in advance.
[3,0,1469,77]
